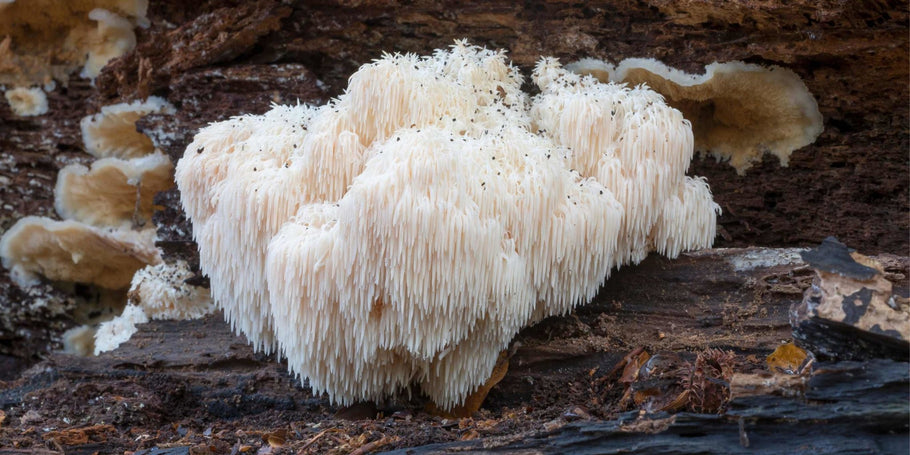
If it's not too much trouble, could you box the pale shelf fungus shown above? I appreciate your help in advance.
[566,57,823,174]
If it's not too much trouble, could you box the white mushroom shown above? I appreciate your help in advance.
[93,303,148,355]
[176,42,720,410]
[0,217,160,289]
[127,261,213,320]
[0,0,148,86]
[4,86,48,116]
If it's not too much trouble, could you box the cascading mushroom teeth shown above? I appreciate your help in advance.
[176,41,721,411]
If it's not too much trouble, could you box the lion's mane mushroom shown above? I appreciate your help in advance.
[567,58,823,174]
[532,58,719,266]
[177,42,719,410]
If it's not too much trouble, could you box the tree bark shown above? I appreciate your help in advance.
[1,248,907,453]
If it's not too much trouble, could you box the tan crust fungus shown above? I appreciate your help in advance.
[54,152,174,227]
[567,58,823,174]
[176,42,720,410]
[4,86,48,116]
[0,0,148,86]
[0,217,161,289]
[81,97,175,158]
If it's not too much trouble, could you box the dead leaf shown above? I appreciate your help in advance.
[43,424,116,446]
[766,342,811,374]
[620,349,652,384]
[264,428,287,447]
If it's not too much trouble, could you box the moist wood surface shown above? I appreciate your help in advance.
[1,248,907,453]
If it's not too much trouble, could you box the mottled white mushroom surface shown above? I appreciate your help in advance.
[0,0,148,86]
[0,216,161,289]
[176,42,720,410]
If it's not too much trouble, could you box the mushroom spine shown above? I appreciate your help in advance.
[176,41,721,410]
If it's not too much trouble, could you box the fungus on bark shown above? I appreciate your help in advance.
[4,86,48,116]
[567,58,823,173]
[80,8,138,79]
[0,0,148,86]
[92,261,214,355]
[93,303,148,355]
[127,261,214,320]
[81,97,175,159]
[176,42,720,410]
[54,152,174,227]
[0,217,160,289]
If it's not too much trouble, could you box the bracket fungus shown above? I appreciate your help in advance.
[0,0,148,86]
[176,41,720,410]
[2,97,174,296]
[55,153,174,227]
[0,217,160,289]
[567,58,823,174]
[81,97,176,159]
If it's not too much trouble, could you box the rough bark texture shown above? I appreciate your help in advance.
[1,0,908,452]
[1,248,907,453]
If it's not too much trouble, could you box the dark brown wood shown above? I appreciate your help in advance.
[389,360,909,454]
[1,248,906,453]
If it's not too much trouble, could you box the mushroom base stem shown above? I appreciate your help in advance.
[428,350,510,418]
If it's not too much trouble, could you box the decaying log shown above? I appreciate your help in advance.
[2,0,907,379]
[394,360,908,454]
[0,248,906,453]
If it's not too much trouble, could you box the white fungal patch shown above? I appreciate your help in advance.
[93,303,148,355]
[128,261,214,320]
[54,152,174,227]
[727,248,807,272]
[176,41,721,410]
[4,86,47,116]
